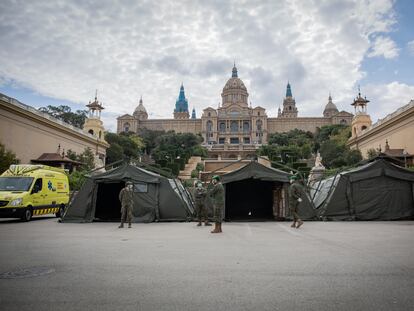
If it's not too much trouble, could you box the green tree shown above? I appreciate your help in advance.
[137,128,166,154]
[320,140,346,168]
[105,132,143,164]
[367,148,379,159]
[65,148,95,171]
[68,170,87,191]
[38,105,87,128]
[345,149,363,165]
[77,148,95,171]
[0,142,19,174]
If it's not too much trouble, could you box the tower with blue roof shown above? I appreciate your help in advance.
[174,83,190,119]
[279,81,298,118]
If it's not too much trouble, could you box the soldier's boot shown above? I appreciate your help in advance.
[211,223,220,233]
[128,222,131,228]
[118,223,124,228]
[296,219,304,229]
[197,221,202,226]
[290,221,296,228]
[218,223,222,233]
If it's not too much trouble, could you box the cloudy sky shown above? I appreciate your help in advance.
[1,0,413,131]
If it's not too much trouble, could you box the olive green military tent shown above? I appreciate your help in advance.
[62,164,194,223]
[220,161,316,220]
[313,159,414,220]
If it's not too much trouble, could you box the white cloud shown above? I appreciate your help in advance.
[363,82,414,122]
[367,36,400,59]
[0,0,408,132]
[408,40,414,55]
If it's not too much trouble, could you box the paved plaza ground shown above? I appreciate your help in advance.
[0,217,413,311]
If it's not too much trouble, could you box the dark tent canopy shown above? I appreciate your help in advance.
[221,161,315,220]
[62,164,193,223]
[315,159,414,220]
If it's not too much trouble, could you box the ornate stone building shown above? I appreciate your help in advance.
[348,94,414,162]
[0,92,109,168]
[117,64,353,158]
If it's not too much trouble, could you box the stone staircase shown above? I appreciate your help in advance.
[178,156,202,180]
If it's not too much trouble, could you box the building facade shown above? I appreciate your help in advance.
[117,64,353,157]
[348,98,414,160]
[0,93,109,168]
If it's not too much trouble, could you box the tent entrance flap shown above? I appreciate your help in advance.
[225,178,276,220]
[94,182,125,221]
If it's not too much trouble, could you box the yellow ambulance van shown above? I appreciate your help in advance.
[0,165,70,221]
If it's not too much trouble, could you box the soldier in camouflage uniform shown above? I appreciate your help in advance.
[288,175,304,229]
[194,180,211,226]
[209,175,224,233]
[119,181,134,228]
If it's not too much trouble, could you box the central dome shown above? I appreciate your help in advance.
[223,77,247,91]
[221,64,249,107]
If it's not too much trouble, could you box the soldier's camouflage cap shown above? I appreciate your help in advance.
[289,175,298,180]
[212,175,220,181]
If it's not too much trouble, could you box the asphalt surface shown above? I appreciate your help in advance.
[0,218,413,311]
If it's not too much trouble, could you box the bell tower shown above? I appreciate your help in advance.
[83,90,106,141]
[279,82,298,118]
[174,84,190,119]
[350,87,372,139]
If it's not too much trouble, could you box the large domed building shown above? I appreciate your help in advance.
[117,64,353,158]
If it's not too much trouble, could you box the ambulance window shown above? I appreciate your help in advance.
[32,178,43,193]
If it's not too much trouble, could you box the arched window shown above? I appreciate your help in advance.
[361,125,367,131]
[289,106,292,111]
[340,119,347,125]
[99,131,102,139]
[208,112,211,117]
[219,122,226,133]
[256,120,263,131]
[124,122,130,133]
[206,120,213,132]
[243,121,250,132]
[88,129,94,135]
[230,121,238,132]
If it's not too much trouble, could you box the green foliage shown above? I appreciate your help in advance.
[320,140,347,168]
[192,145,208,157]
[137,128,166,154]
[66,148,96,171]
[345,149,363,166]
[148,131,205,176]
[68,170,87,191]
[261,125,359,170]
[268,129,313,147]
[0,142,20,174]
[120,132,146,150]
[367,148,379,159]
[78,148,95,171]
[196,163,204,172]
[105,132,143,164]
[38,105,87,128]
[320,139,362,169]
[182,179,194,188]
[191,169,199,178]
[314,124,348,145]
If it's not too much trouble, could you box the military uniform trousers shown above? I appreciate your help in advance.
[289,200,299,222]
[195,201,208,222]
[121,204,133,224]
[213,203,224,224]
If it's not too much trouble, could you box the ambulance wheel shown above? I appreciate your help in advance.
[56,205,65,218]
[21,208,32,222]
